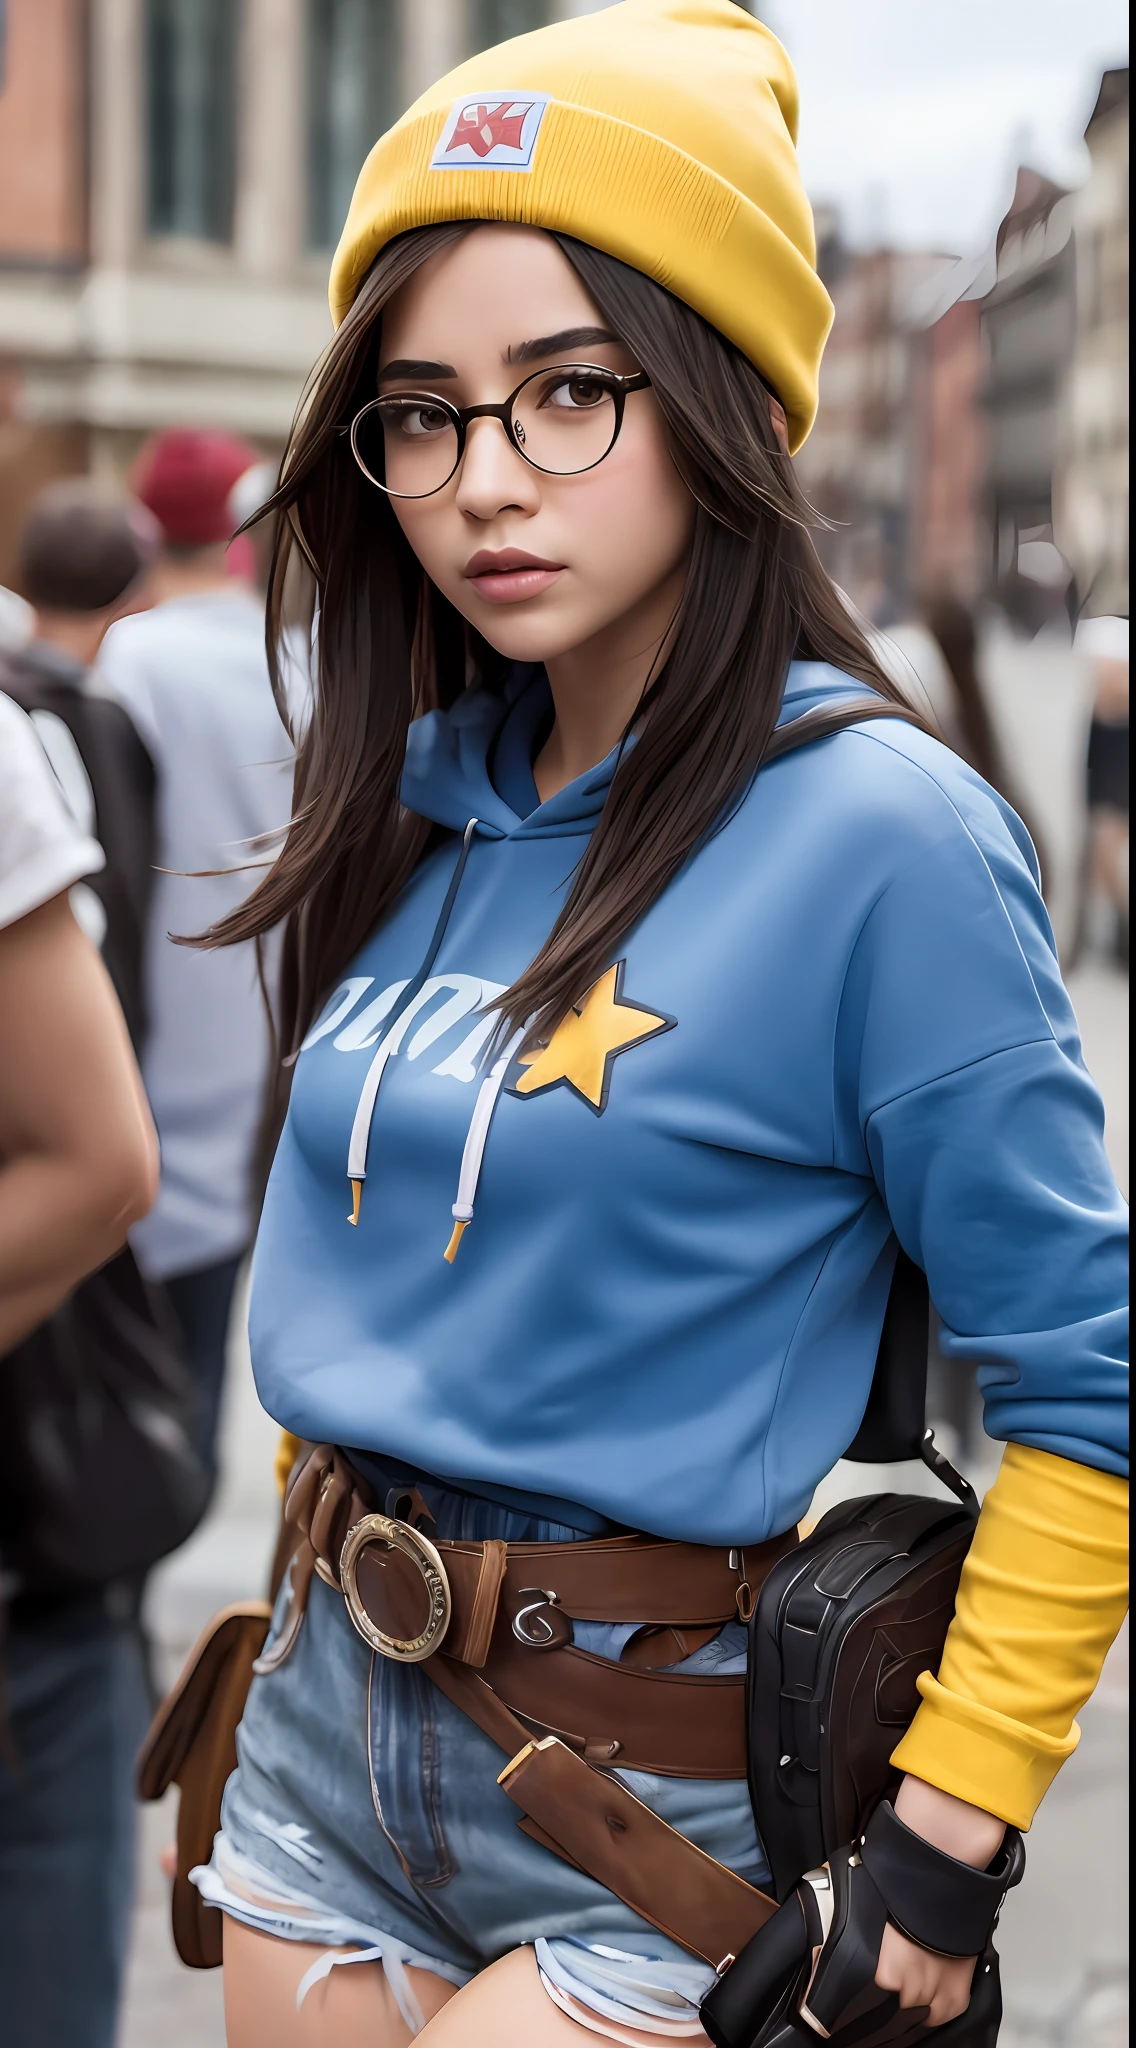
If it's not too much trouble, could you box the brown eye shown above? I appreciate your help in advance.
[545,374,610,411]
[379,398,453,439]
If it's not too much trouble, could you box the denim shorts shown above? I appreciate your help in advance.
[195,1487,768,2039]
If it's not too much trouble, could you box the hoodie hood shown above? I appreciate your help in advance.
[400,661,872,841]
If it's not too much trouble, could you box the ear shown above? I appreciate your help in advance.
[767,395,790,455]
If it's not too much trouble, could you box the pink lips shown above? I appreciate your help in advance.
[464,548,565,604]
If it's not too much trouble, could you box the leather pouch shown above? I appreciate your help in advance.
[137,1600,272,1968]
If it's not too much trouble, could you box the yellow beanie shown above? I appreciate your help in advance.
[328,0,832,452]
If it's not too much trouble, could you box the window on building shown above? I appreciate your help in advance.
[147,0,239,242]
[471,2,553,47]
[307,0,399,253]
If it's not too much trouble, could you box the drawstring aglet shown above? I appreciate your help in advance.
[348,1179,363,1226]
[443,1218,469,1264]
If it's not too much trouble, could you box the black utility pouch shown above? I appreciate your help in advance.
[747,1487,976,1899]
[746,1251,978,1898]
[703,1252,1005,2047]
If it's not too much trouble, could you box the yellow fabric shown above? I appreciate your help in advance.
[893,1444,1129,1828]
[514,963,671,1110]
[328,0,832,451]
[275,1429,303,1498]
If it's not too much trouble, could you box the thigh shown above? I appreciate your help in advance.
[0,1603,150,2048]
[417,1945,708,2047]
[223,1916,457,2048]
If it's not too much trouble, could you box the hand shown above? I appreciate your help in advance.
[873,1775,1006,2026]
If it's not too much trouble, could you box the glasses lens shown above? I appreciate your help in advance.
[512,369,620,476]
[354,396,460,498]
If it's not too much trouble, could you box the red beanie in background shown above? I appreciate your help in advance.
[132,429,261,547]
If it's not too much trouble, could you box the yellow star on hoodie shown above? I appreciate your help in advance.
[512,962,674,1114]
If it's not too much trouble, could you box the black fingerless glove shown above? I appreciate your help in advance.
[701,1801,1025,2048]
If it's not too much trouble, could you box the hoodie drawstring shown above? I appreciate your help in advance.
[443,1027,526,1262]
[347,817,477,1224]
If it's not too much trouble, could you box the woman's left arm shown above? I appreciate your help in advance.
[839,785,1129,2021]
[882,1444,1128,2021]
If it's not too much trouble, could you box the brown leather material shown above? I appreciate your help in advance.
[136,1601,272,1970]
[457,1537,509,1668]
[499,1737,779,1968]
[474,1630,748,1777]
[282,1443,798,1776]
[441,1530,789,1630]
[355,1540,439,1644]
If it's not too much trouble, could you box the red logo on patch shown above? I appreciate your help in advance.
[446,101,533,158]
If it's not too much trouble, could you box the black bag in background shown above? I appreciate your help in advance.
[0,650,210,1595]
[0,1248,211,1595]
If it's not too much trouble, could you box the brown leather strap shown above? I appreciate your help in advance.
[501,1737,779,1969]
[475,1632,747,1777]
[425,1655,777,1968]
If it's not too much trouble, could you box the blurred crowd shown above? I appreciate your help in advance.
[0,433,296,2048]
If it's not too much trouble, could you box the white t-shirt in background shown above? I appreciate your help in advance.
[0,690,105,931]
[98,588,294,1282]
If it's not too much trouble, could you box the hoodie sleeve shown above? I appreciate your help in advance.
[834,752,1128,1821]
[835,767,1128,1479]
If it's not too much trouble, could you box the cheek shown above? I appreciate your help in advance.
[390,501,464,598]
[562,434,693,588]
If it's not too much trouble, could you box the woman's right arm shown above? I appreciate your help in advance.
[0,890,158,1351]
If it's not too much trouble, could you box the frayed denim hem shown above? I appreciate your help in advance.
[191,1832,471,2033]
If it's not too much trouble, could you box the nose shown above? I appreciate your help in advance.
[454,414,541,522]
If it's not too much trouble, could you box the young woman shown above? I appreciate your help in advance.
[194,7,1128,2044]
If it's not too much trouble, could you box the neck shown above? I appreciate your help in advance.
[149,547,239,603]
[534,563,686,802]
[32,611,106,669]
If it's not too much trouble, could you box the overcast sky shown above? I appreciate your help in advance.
[757,0,1129,253]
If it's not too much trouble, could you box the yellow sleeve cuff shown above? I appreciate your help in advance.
[890,1443,1128,1828]
[891,1671,1079,1829]
[275,1429,303,1497]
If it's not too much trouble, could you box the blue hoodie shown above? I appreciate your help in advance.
[249,664,1128,1543]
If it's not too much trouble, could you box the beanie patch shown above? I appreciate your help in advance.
[431,93,551,173]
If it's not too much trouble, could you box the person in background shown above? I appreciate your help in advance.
[99,428,296,1479]
[0,692,158,2048]
[1076,615,1129,968]
[1,480,159,1043]
[921,591,1046,886]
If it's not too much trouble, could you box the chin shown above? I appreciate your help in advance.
[467,605,588,667]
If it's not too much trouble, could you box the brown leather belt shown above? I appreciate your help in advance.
[264,1444,795,1965]
[268,1443,797,1778]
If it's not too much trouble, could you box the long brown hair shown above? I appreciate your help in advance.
[202,224,920,1055]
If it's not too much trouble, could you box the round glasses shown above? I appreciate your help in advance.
[349,362,651,500]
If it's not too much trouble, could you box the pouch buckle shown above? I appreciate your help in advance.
[339,1512,452,1663]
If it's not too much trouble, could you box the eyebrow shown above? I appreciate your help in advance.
[507,325,617,364]
[378,357,458,383]
[377,326,619,386]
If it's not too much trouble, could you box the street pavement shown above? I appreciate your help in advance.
[117,962,1129,2047]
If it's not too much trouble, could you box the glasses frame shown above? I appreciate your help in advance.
[348,362,652,499]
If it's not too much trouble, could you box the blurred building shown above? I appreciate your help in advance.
[0,0,584,586]
[793,223,945,622]
[1054,67,1129,617]
[907,296,989,603]
[980,167,1077,582]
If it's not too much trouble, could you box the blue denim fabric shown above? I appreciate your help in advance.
[0,1596,150,2048]
[204,1488,767,2032]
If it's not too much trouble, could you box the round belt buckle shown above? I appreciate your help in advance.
[339,1513,452,1663]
